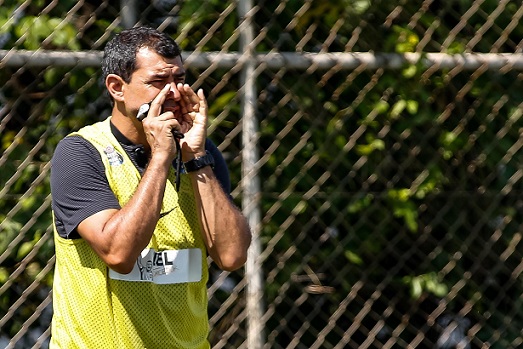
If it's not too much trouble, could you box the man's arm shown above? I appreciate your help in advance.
[51,136,121,239]
[189,165,252,271]
[77,154,172,274]
[177,84,251,271]
[77,83,179,274]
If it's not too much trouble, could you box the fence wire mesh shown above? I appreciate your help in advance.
[1,0,522,348]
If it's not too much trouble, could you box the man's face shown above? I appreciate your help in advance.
[124,47,186,120]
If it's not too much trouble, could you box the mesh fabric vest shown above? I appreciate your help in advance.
[50,117,210,349]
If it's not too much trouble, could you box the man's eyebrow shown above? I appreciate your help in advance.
[150,71,169,78]
[150,70,186,79]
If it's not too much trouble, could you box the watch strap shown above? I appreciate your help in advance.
[184,151,215,172]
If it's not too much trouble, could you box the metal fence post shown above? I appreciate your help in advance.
[238,1,264,348]
[120,0,138,28]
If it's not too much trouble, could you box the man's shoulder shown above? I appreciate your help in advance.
[52,133,104,170]
[55,118,111,155]
[55,134,96,156]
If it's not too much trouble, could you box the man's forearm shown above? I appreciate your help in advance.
[91,156,171,273]
[189,166,252,271]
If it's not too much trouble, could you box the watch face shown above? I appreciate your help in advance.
[137,103,151,121]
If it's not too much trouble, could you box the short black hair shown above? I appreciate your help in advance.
[101,26,181,84]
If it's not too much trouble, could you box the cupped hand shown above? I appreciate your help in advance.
[175,83,208,161]
[141,84,180,162]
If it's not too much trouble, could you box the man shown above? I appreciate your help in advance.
[50,26,251,348]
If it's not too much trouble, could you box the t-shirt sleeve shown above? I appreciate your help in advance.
[51,136,121,239]
[205,138,231,195]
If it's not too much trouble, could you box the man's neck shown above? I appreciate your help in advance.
[110,109,148,149]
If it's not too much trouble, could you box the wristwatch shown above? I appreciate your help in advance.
[184,151,215,172]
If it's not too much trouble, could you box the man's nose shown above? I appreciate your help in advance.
[167,82,181,100]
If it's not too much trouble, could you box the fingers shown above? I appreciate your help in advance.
[197,88,207,115]
[176,83,207,117]
[147,84,172,118]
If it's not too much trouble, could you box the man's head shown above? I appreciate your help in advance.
[102,27,187,127]
[102,26,181,85]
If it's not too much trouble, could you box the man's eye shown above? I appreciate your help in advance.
[150,80,166,86]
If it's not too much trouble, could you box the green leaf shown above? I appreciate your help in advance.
[352,0,371,15]
[17,241,34,260]
[388,188,411,202]
[51,21,80,49]
[0,218,22,255]
[403,273,448,299]
[324,101,339,114]
[0,267,8,283]
[390,100,406,119]
[393,26,419,53]
[292,200,308,215]
[406,100,418,114]
[344,250,363,265]
[411,277,423,298]
[402,65,417,79]
[356,134,385,155]
[347,194,373,213]
[374,100,389,114]
[208,91,236,115]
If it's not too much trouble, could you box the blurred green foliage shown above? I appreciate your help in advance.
[0,0,521,347]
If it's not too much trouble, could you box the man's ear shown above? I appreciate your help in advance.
[106,74,125,102]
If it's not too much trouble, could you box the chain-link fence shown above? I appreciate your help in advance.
[1,0,522,348]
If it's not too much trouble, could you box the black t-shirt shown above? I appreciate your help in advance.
[51,122,231,239]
